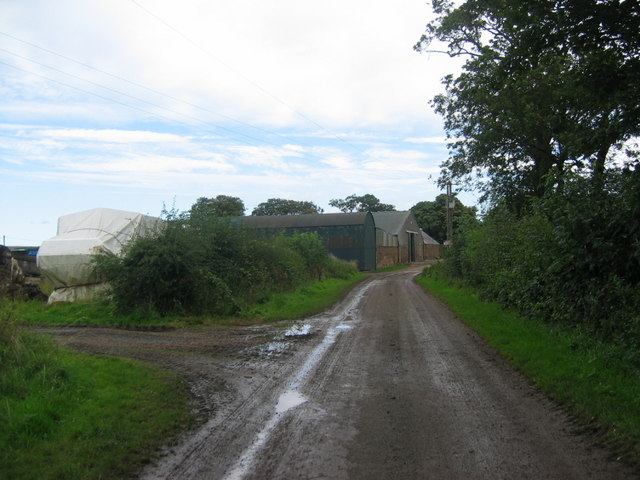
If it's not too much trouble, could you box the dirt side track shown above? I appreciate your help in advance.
[39,267,638,479]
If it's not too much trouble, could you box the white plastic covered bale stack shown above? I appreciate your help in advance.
[37,208,161,303]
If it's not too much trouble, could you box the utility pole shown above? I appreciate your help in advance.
[446,183,454,245]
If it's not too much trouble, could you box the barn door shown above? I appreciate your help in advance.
[408,233,416,262]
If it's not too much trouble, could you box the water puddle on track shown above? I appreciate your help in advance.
[222,279,378,480]
[275,389,307,414]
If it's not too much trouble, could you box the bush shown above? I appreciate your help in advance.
[438,167,640,350]
[94,212,357,316]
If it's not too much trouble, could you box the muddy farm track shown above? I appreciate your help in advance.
[39,267,637,479]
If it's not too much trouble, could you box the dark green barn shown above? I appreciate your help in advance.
[240,212,376,270]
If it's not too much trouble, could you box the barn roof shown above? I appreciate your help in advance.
[371,211,414,235]
[421,229,440,245]
[240,212,372,229]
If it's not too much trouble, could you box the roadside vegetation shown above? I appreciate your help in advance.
[0,305,190,480]
[7,206,362,327]
[417,271,640,462]
[242,273,365,322]
[413,0,640,465]
[92,208,359,319]
[0,203,365,479]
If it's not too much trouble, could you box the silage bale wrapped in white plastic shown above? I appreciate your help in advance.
[37,208,161,303]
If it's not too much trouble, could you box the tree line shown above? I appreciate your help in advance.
[94,191,477,315]
[189,193,398,217]
[416,0,640,349]
[190,193,478,244]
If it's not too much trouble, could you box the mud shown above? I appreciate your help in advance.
[38,267,638,479]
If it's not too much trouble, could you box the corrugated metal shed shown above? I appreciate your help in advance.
[241,212,376,270]
[241,212,371,229]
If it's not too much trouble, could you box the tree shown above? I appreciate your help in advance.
[329,194,395,213]
[411,195,478,244]
[190,195,245,218]
[415,0,640,207]
[251,198,324,216]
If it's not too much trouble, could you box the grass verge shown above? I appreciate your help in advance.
[0,308,191,480]
[416,273,640,463]
[7,273,367,327]
[240,273,367,322]
[7,300,174,327]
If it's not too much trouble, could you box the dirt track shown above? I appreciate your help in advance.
[41,266,637,479]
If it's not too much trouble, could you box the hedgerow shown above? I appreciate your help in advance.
[433,167,640,352]
[93,210,357,316]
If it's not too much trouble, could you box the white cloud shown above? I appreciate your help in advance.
[321,155,355,170]
[0,0,457,129]
[36,128,188,144]
[0,0,470,244]
[405,136,448,144]
[61,154,234,174]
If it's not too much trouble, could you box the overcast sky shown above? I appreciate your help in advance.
[0,0,470,245]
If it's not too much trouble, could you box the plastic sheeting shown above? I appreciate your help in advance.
[37,208,161,303]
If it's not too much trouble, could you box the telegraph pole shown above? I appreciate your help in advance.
[446,183,454,245]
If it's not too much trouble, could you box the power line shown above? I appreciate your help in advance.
[129,0,364,153]
[0,48,280,147]
[0,38,304,148]
[0,59,259,143]
[0,30,291,143]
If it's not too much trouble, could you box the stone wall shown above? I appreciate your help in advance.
[376,246,399,270]
[423,244,443,260]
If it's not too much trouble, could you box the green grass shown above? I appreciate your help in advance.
[8,300,176,327]
[241,273,366,322]
[0,308,191,480]
[6,273,367,327]
[0,269,367,478]
[416,273,640,462]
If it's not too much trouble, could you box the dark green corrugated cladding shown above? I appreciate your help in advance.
[240,212,376,270]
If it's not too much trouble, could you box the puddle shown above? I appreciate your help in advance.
[265,341,290,354]
[284,323,312,337]
[335,324,352,330]
[223,280,376,480]
[275,389,307,414]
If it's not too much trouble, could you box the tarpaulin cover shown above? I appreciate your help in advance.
[37,208,161,303]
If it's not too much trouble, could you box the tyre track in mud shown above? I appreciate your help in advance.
[40,268,638,479]
[215,268,637,480]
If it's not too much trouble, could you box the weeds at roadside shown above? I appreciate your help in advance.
[416,272,640,465]
[240,273,366,322]
[0,305,191,480]
[5,272,367,328]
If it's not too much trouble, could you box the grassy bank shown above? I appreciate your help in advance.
[0,308,190,480]
[0,270,367,478]
[7,273,367,327]
[241,273,366,322]
[416,273,640,462]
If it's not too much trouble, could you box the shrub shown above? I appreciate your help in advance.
[94,211,357,316]
[437,167,640,350]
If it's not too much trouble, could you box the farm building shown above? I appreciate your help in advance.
[371,211,425,269]
[241,210,437,271]
[240,212,376,270]
[421,230,443,260]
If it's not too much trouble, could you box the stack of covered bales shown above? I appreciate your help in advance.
[37,208,161,303]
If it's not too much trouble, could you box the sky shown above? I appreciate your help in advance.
[0,0,471,246]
